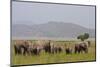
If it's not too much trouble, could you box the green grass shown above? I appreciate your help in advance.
[11,40,96,65]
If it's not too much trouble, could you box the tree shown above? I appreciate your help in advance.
[84,33,89,40]
[77,33,89,41]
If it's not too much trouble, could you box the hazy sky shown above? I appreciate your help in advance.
[12,1,95,29]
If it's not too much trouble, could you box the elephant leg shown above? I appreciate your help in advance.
[14,45,17,55]
[75,48,77,54]
[85,48,88,53]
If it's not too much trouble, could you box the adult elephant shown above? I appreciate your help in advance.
[43,40,59,54]
[14,40,29,56]
[65,48,72,54]
[28,40,47,55]
[51,46,62,54]
[43,40,51,53]
[74,42,88,54]
[14,44,21,55]
[28,44,42,56]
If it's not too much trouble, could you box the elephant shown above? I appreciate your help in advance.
[43,42,51,53]
[65,48,72,54]
[28,45,42,55]
[74,42,88,54]
[14,41,29,56]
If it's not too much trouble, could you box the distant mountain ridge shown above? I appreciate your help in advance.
[12,22,95,39]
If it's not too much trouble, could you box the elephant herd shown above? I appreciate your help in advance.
[13,40,90,56]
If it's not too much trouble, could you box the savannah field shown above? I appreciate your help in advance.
[11,40,96,66]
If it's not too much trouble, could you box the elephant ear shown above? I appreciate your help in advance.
[84,41,89,47]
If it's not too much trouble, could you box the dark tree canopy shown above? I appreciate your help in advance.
[77,33,89,41]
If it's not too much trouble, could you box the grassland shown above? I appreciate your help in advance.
[11,40,96,66]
